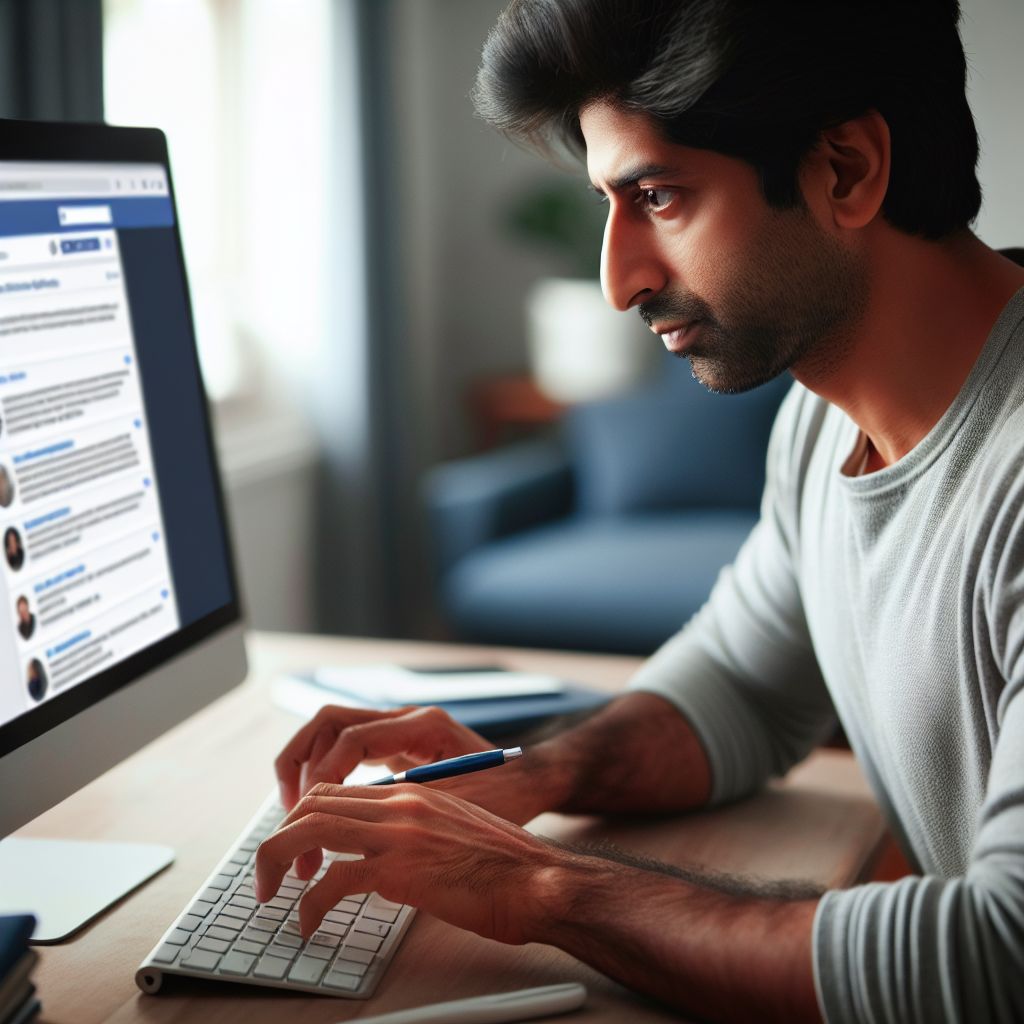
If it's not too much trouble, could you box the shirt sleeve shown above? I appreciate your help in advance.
[628,386,837,804]
[813,447,1024,1023]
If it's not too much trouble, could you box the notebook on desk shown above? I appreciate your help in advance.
[271,664,610,739]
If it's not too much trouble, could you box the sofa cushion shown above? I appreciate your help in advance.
[443,510,757,655]
[564,355,791,516]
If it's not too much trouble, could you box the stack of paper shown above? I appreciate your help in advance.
[0,916,39,1024]
[272,663,608,738]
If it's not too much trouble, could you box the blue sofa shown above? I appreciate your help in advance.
[426,355,791,654]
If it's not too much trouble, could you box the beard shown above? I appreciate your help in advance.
[639,205,869,394]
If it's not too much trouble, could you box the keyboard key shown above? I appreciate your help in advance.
[280,920,302,937]
[235,884,257,899]
[337,946,375,966]
[302,943,333,961]
[275,932,303,949]
[165,929,191,946]
[234,938,265,956]
[200,887,224,904]
[177,915,204,932]
[280,880,305,894]
[197,936,231,954]
[152,943,180,964]
[323,969,362,991]
[329,958,368,977]
[266,943,298,963]
[229,894,257,910]
[267,896,294,910]
[336,900,363,916]
[207,874,235,891]
[323,910,354,925]
[317,921,348,937]
[288,956,328,985]
[342,892,368,904]
[219,904,251,921]
[362,905,399,923]
[205,925,239,942]
[220,951,257,976]
[346,931,383,953]
[248,917,277,933]
[311,931,341,949]
[229,850,249,866]
[212,915,243,932]
[253,954,291,980]
[219,862,242,877]
[189,900,216,918]
[353,919,390,938]
[181,948,222,972]
[256,906,287,922]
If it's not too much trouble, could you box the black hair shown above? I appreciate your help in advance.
[473,0,981,239]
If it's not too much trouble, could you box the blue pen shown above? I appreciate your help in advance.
[368,747,523,785]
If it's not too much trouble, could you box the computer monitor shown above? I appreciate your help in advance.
[0,120,247,941]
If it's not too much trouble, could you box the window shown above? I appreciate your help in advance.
[103,0,332,404]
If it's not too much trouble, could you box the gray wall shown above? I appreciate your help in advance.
[961,0,1024,250]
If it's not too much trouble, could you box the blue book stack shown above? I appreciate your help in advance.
[0,916,39,1024]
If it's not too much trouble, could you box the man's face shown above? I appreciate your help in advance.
[17,599,28,623]
[580,101,868,393]
[5,533,15,557]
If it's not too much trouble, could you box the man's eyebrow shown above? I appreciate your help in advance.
[588,163,673,196]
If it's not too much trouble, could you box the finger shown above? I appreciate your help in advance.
[274,705,409,809]
[299,728,336,799]
[307,706,486,791]
[254,793,394,901]
[298,858,374,939]
[294,730,335,880]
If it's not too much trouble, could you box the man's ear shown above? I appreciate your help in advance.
[802,110,891,231]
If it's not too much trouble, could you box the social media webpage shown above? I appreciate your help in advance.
[0,163,232,728]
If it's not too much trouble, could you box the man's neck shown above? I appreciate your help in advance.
[791,231,1024,471]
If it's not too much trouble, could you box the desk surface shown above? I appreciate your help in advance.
[23,632,889,1024]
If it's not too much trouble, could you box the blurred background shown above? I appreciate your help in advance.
[1,0,1021,655]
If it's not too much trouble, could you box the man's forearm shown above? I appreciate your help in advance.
[442,692,712,823]
[530,850,822,1023]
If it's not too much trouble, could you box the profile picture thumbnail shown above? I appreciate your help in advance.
[16,595,35,641]
[0,464,13,508]
[27,659,47,703]
[4,527,24,571]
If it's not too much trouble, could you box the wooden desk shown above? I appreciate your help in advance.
[23,632,890,1023]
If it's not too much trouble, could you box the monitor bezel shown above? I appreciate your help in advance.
[0,118,244,760]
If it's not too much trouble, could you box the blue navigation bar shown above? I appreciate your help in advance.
[0,196,174,238]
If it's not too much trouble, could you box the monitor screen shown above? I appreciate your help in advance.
[0,132,240,760]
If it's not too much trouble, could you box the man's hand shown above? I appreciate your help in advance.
[274,704,509,880]
[274,704,492,813]
[254,780,821,1022]
[253,782,562,944]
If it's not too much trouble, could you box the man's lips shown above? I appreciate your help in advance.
[656,320,704,353]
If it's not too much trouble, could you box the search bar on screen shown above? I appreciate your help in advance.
[57,205,113,226]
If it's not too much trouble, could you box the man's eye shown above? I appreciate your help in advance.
[638,187,673,211]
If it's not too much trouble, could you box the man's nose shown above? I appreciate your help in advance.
[600,209,667,312]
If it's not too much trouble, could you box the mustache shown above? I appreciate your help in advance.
[638,292,714,330]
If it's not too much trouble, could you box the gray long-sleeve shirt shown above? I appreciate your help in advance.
[629,286,1024,1022]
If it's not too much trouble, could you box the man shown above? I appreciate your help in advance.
[255,2,1024,1020]
[16,596,34,641]
[0,465,13,509]
[4,528,24,572]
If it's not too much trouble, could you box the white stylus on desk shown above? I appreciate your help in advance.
[339,982,587,1024]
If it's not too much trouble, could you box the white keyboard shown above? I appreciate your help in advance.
[135,789,415,998]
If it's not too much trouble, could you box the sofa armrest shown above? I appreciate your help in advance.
[424,438,573,575]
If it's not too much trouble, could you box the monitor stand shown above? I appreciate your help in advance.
[0,837,174,943]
